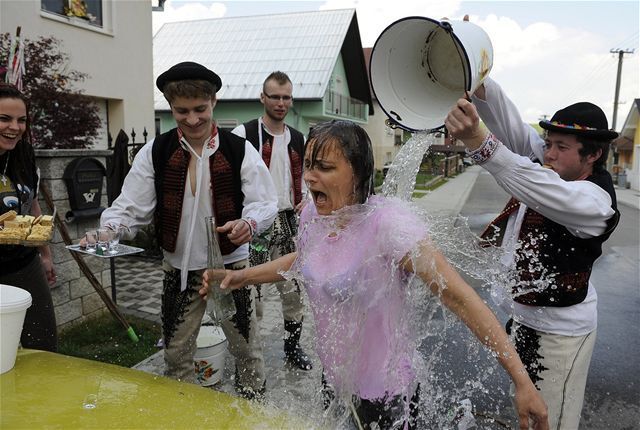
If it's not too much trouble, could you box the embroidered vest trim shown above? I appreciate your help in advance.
[152,128,246,255]
[481,170,619,307]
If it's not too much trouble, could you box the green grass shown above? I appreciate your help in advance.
[412,177,448,198]
[58,312,161,367]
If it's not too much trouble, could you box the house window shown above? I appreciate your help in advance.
[41,0,103,27]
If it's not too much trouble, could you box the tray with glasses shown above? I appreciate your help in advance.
[65,243,144,258]
[0,210,56,246]
[66,225,143,258]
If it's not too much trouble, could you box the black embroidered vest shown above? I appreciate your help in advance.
[152,128,246,255]
[243,119,305,206]
[481,170,619,307]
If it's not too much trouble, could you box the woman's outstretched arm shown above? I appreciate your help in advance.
[199,252,297,300]
[403,239,549,430]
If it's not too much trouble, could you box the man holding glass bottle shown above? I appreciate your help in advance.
[100,62,277,400]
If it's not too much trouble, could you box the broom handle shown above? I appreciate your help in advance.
[40,183,139,342]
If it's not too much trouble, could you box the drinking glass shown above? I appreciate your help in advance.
[84,230,97,252]
[96,228,110,253]
[107,229,119,254]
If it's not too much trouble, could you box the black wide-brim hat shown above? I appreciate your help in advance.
[539,102,618,141]
[156,61,222,92]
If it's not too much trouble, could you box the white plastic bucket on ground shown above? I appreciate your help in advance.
[370,16,493,132]
[194,325,228,386]
[0,284,32,374]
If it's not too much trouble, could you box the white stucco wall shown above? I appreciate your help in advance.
[1,0,154,148]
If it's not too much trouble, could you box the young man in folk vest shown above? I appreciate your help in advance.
[445,78,619,429]
[232,71,312,371]
[101,62,278,400]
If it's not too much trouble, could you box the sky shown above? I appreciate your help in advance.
[152,0,639,127]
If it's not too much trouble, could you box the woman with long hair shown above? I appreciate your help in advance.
[0,83,57,351]
[202,120,548,429]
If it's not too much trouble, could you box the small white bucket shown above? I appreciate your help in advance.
[194,325,228,386]
[0,284,32,374]
[370,16,493,132]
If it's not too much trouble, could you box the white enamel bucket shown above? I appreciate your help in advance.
[0,284,32,374]
[370,16,493,132]
[194,325,227,386]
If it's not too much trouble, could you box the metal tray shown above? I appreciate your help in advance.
[65,243,145,258]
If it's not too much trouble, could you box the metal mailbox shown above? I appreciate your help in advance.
[63,157,106,221]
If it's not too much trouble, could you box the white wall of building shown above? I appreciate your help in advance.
[1,0,154,148]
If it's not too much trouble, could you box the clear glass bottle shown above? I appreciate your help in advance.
[205,216,236,324]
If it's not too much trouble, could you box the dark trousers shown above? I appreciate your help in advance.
[0,254,57,352]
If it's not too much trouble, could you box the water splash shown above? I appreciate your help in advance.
[381,132,435,200]
[222,130,543,428]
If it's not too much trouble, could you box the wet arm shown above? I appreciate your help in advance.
[202,252,297,299]
[403,240,549,429]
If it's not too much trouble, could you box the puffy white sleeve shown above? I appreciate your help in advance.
[240,141,278,234]
[100,141,157,239]
[478,141,614,238]
[472,78,545,162]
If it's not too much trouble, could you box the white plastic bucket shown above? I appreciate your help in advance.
[370,16,493,132]
[194,325,228,386]
[0,284,32,374]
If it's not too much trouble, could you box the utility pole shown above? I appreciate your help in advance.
[607,48,634,173]
[610,48,634,130]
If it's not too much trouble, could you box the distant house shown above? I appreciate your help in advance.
[153,9,373,138]
[1,0,155,148]
[613,98,639,190]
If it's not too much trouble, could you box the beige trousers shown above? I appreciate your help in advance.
[511,321,596,430]
[161,259,265,392]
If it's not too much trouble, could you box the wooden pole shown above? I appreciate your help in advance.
[40,183,139,342]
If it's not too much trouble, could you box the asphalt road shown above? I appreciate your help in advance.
[433,169,640,429]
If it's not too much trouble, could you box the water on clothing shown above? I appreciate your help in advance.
[216,133,537,429]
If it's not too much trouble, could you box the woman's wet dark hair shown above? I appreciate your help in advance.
[305,120,375,204]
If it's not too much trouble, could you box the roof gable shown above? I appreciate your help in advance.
[153,9,371,111]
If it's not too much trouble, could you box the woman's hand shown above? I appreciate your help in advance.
[199,268,245,300]
[40,254,56,286]
[513,379,549,430]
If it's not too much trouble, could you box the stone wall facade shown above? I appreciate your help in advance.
[36,149,113,331]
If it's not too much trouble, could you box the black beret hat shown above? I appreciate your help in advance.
[539,102,618,141]
[156,61,222,92]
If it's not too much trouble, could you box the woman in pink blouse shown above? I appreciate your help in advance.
[201,120,548,430]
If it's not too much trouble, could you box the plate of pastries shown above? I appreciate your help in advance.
[0,210,55,246]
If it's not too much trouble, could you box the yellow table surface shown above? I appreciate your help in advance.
[0,349,300,429]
